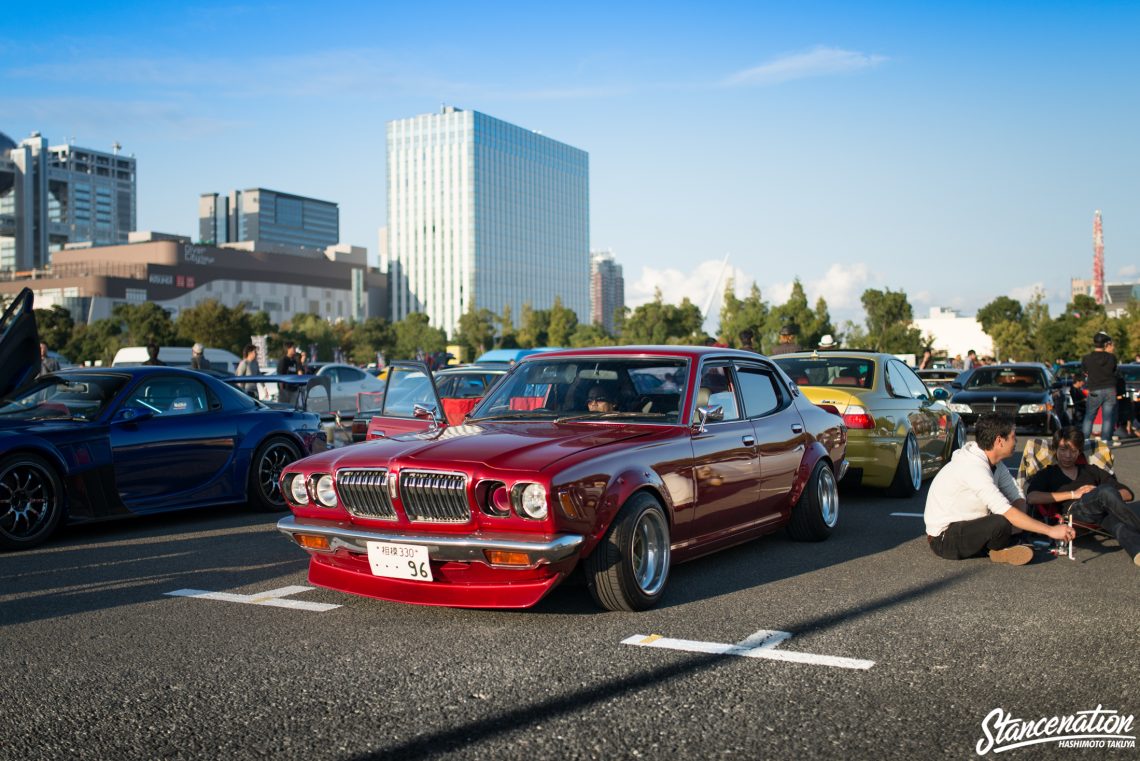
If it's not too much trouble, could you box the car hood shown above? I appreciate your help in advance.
[951,389,1049,403]
[300,421,662,473]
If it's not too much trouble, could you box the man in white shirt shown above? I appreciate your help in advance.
[925,413,1075,565]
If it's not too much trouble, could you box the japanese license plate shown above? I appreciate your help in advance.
[366,541,433,582]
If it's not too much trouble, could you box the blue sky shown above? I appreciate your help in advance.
[3,1,1138,329]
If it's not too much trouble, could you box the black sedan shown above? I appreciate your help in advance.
[947,363,1063,433]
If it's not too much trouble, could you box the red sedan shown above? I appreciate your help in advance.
[277,347,847,611]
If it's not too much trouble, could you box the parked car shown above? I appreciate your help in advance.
[947,363,1064,433]
[112,345,242,373]
[303,363,387,415]
[358,361,512,441]
[276,346,847,611]
[915,368,962,395]
[0,364,324,551]
[773,351,964,497]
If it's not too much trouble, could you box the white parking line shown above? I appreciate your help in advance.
[622,628,874,670]
[890,512,924,517]
[165,585,341,612]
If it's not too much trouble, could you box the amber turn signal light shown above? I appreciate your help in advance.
[294,534,331,551]
[484,550,531,566]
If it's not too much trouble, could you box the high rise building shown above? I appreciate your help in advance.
[590,249,625,334]
[0,130,137,271]
[199,188,339,252]
[386,106,589,333]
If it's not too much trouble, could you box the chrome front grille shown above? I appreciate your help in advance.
[399,471,470,523]
[336,469,397,520]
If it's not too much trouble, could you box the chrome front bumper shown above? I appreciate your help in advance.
[277,515,585,565]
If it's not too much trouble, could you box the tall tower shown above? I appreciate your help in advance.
[386,107,590,333]
[1093,210,1105,305]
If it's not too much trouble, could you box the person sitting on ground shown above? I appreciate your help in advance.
[924,412,1075,565]
[142,343,165,366]
[1026,426,1139,568]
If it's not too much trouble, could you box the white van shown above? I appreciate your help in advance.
[112,346,242,373]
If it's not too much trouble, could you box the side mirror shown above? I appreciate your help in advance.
[693,404,724,434]
[949,382,962,390]
[114,407,154,424]
[932,387,949,401]
[413,402,440,426]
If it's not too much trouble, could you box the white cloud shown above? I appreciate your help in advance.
[1008,282,1046,302]
[725,46,887,87]
[1119,264,1138,278]
[806,262,870,311]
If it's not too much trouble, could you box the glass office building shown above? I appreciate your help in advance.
[199,188,339,252]
[386,107,589,333]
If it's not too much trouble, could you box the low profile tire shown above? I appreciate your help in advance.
[248,437,302,512]
[585,492,671,612]
[0,454,65,551]
[788,460,838,542]
[887,433,922,498]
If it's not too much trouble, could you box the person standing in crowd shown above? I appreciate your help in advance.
[769,324,802,356]
[738,329,758,353]
[918,349,933,369]
[190,343,211,371]
[38,342,60,377]
[818,334,838,351]
[1067,375,1087,427]
[1081,331,1118,446]
[235,344,260,397]
[963,350,977,370]
[924,412,1075,565]
[142,343,165,366]
[277,342,302,405]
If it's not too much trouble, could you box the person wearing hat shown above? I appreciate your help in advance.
[769,323,802,356]
[818,334,837,351]
[190,343,211,371]
[1081,331,1118,445]
[586,385,617,413]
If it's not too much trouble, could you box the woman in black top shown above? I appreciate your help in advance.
[1027,427,1139,567]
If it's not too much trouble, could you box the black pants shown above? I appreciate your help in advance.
[929,514,1013,559]
[1071,486,1140,559]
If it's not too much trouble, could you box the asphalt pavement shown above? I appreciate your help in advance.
[2,441,1138,760]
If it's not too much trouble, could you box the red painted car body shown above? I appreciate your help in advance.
[277,347,847,611]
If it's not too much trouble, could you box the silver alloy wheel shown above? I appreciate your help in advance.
[632,508,670,596]
[256,441,297,505]
[0,460,57,541]
[906,435,922,491]
[817,465,839,528]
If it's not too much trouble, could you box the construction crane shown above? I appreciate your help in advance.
[1093,210,1105,304]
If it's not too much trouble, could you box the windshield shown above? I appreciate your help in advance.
[965,368,1047,391]
[0,373,129,421]
[1120,366,1140,382]
[471,358,688,424]
[773,356,876,389]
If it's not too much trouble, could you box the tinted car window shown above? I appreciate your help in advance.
[736,366,782,417]
[338,367,366,383]
[773,356,875,388]
[965,368,1047,391]
[697,366,740,421]
[891,360,929,400]
[124,375,210,416]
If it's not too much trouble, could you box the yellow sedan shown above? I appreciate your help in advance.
[772,351,965,497]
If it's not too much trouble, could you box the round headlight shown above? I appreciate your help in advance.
[514,483,548,520]
[314,474,338,508]
[288,473,309,504]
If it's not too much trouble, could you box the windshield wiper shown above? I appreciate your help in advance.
[467,410,556,423]
[555,411,669,424]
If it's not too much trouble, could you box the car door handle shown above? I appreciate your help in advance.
[742,435,756,446]
[791,424,804,433]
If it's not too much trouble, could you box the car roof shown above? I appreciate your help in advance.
[772,350,886,361]
[436,363,511,374]
[531,345,767,361]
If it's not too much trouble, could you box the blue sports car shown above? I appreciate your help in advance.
[0,290,324,550]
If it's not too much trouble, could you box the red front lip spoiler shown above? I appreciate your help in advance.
[277,515,585,567]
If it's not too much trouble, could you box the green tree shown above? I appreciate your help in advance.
[620,289,704,345]
[175,299,258,355]
[546,297,578,347]
[859,288,922,354]
[393,313,446,359]
[975,296,1025,335]
[763,280,834,351]
[64,319,123,367]
[497,304,518,349]
[348,317,396,365]
[518,303,549,348]
[717,280,769,349]
[35,306,75,354]
[112,302,176,347]
[989,319,1032,361]
[455,305,497,359]
[569,323,613,348]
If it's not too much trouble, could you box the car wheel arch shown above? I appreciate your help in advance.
[786,440,833,507]
[583,472,675,551]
